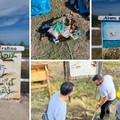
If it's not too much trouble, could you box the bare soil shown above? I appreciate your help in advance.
[0,94,29,120]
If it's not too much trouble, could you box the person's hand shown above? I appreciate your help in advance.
[96,104,101,110]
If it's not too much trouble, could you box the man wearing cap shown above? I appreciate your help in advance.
[92,74,116,120]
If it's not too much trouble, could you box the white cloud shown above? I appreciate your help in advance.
[0,0,29,45]
[0,18,19,27]
[0,7,20,16]
[0,0,29,27]
[0,0,28,17]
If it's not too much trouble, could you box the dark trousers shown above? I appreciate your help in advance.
[100,100,114,119]
[116,116,120,120]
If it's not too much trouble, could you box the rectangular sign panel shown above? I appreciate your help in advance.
[102,21,120,48]
[98,16,120,21]
[69,61,98,77]
[0,46,24,99]
[0,46,24,51]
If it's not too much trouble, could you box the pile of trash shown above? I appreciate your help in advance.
[40,14,81,44]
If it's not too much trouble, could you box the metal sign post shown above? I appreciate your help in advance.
[95,61,103,98]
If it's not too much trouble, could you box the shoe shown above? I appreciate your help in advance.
[52,38,59,44]
[96,116,103,120]
[105,110,110,117]
[106,110,110,115]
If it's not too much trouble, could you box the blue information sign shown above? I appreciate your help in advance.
[102,21,120,48]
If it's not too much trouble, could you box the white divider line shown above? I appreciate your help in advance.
[92,45,102,48]
[22,59,29,62]
[92,27,101,30]
[21,79,29,82]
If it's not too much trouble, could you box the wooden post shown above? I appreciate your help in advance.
[45,65,51,98]
[63,61,72,81]
[95,61,103,98]
[63,61,72,102]
[63,61,67,81]
[98,61,103,75]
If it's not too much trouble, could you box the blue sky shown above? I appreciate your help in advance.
[92,0,120,15]
[0,0,29,46]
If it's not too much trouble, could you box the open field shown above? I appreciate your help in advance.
[31,61,120,120]
[31,0,90,59]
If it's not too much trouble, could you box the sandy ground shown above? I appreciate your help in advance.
[0,94,29,120]
[0,61,29,120]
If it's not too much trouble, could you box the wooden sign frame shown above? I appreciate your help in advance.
[31,64,51,97]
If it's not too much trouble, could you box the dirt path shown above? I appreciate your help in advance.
[31,0,90,59]
[0,94,29,120]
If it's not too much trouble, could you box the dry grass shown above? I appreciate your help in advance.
[103,48,120,59]
[31,61,120,120]
[31,0,90,59]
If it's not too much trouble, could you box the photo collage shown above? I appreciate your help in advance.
[0,0,120,120]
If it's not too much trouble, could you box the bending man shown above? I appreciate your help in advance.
[92,74,116,120]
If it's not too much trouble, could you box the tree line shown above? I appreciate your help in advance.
[0,40,29,58]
